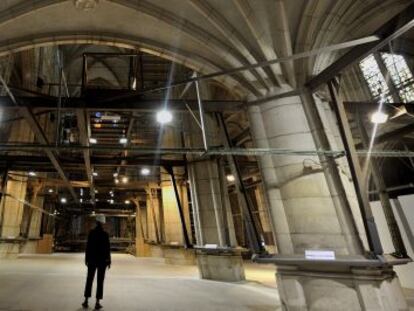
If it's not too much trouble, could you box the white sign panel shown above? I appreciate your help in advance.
[204,244,218,249]
[305,250,336,261]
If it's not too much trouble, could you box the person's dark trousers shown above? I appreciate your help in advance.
[84,264,106,299]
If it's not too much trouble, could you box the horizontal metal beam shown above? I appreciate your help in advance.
[0,96,243,112]
[1,143,414,158]
[0,155,185,168]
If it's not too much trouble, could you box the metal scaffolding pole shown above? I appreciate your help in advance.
[356,111,407,257]
[328,80,383,255]
[217,113,265,254]
[166,166,191,248]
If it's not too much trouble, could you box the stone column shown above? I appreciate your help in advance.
[159,125,194,264]
[21,182,45,253]
[134,197,150,257]
[185,113,245,281]
[247,85,408,310]
[0,120,34,258]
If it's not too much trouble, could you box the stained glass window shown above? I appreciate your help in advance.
[381,53,414,103]
[359,55,393,102]
[359,53,414,103]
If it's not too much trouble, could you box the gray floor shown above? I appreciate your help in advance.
[0,253,280,311]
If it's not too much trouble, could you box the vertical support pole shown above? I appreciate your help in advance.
[139,53,144,91]
[148,188,160,243]
[166,167,191,248]
[187,163,204,246]
[128,56,133,90]
[0,169,8,234]
[217,156,232,247]
[56,65,63,146]
[217,113,265,254]
[81,54,87,96]
[328,80,383,255]
[356,111,407,257]
[194,76,208,151]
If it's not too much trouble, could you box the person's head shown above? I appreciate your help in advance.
[95,214,106,227]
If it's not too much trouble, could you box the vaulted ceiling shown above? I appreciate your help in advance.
[0,0,411,98]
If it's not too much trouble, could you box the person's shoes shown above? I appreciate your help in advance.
[95,302,103,310]
[82,301,88,308]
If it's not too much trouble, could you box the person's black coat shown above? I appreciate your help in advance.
[85,224,111,267]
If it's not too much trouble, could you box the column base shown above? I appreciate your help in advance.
[135,238,151,257]
[20,239,41,254]
[162,245,196,265]
[0,241,21,258]
[196,249,245,282]
[149,244,164,258]
[36,234,53,254]
[277,265,408,311]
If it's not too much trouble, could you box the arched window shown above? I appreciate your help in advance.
[359,53,414,103]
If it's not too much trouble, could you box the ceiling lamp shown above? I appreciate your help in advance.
[89,137,97,144]
[28,171,37,177]
[119,137,128,144]
[370,111,389,124]
[121,176,129,184]
[125,200,131,204]
[156,109,173,124]
[226,174,235,182]
[60,197,67,204]
[140,168,150,176]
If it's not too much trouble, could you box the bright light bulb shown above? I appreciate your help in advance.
[122,176,129,184]
[114,179,119,184]
[125,200,131,204]
[119,137,128,144]
[89,137,97,144]
[140,168,150,176]
[156,109,173,124]
[92,172,98,177]
[48,188,54,193]
[113,172,118,178]
[371,111,389,124]
[60,197,67,204]
[28,171,36,177]
[226,174,235,182]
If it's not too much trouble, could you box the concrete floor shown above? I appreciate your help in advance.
[0,253,280,311]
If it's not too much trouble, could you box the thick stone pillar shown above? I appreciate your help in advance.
[159,125,195,264]
[134,197,151,257]
[21,183,45,253]
[248,86,407,310]
[0,120,34,258]
[185,112,244,281]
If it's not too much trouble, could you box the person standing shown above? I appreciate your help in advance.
[82,214,111,310]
